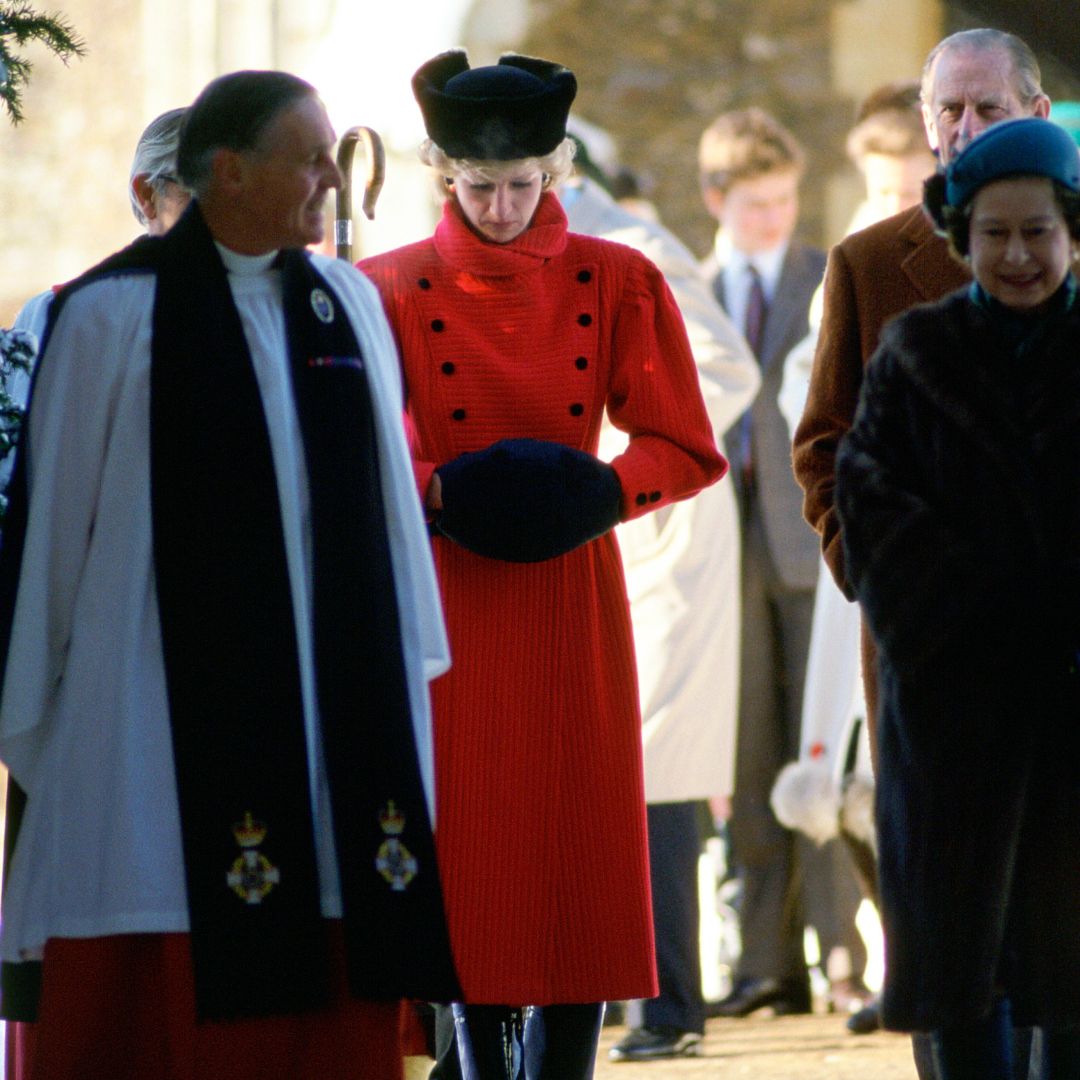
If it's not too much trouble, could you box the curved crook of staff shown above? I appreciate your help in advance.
[335,125,386,262]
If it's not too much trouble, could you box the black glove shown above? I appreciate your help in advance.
[433,438,622,562]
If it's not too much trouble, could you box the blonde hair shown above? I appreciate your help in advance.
[420,136,576,198]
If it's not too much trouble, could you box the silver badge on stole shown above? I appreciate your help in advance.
[311,288,335,324]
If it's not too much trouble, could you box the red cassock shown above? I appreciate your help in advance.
[360,193,726,1004]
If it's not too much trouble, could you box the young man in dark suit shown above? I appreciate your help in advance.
[699,107,866,1021]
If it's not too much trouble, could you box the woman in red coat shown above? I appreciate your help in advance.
[360,50,726,1079]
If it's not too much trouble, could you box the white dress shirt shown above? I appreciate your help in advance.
[715,232,788,341]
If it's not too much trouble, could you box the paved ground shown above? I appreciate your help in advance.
[593,1011,919,1079]
[405,1008,920,1079]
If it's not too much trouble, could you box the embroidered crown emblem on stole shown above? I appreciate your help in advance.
[375,799,418,891]
[226,811,281,904]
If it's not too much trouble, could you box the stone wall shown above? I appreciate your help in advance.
[4,0,1075,325]
[0,0,145,323]
[515,0,858,258]
[503,0,1077,260]
[0,0,340,324]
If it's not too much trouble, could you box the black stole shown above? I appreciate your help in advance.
[0,204,460,1021]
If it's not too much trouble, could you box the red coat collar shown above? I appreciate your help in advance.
[434,191,569,277]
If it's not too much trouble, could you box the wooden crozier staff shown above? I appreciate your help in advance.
[335,126,386,261]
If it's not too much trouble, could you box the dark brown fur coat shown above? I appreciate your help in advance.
[837,284,1080,1032]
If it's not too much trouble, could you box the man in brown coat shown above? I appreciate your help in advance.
[791,25,1050,1080]
[792,26,1050,761]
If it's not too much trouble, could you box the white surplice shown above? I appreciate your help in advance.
[0,249,449,963]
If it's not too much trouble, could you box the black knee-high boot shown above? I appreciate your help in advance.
[931,998,1014,1080]
[523,1003,604,1080]
[458,1005,525,1080]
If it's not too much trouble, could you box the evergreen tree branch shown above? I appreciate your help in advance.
[0,4,86,124]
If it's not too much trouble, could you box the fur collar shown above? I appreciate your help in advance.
[881,286,1080,464]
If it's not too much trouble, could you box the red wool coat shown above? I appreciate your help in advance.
[360,193,726,1004]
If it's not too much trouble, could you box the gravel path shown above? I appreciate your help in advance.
[594,1011,919,1079]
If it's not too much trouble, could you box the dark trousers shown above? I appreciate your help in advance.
[626,801,705,1035]
[730,517,865,983]
[429,1002,603,1080]
[918,1027,1066,1080]
[925,998,1076,1080]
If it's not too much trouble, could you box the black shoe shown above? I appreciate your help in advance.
[846,998,882,1035]
[706,977,812,1019]
[608,1026,702,1062]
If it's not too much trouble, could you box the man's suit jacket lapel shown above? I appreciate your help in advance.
[758,244,811,371]
[704,252,727,311]
[706,245,817,371]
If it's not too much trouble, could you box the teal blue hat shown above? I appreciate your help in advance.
[945,117,1080,208]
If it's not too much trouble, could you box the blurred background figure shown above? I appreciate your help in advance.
[127,108,192,233]
[780,82,934,426]
[845,81,939,232]
[4,107,190,509]
[698,107,868,1023]
[771,79,936,1038]
[560,119,759,1063]
[13,106,190,343]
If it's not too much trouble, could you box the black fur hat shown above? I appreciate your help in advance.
[412,50,577,161]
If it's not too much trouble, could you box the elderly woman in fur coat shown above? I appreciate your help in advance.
[836,117,1080,1079]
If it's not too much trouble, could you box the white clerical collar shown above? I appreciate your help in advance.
[215,242,280,276]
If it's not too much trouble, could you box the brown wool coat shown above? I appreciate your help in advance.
[791,204,969,741]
